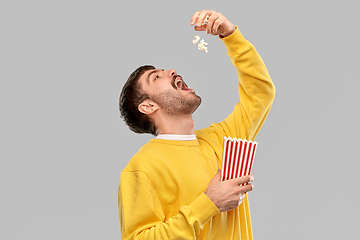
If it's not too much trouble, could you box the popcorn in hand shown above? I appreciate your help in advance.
[202,15,210,26]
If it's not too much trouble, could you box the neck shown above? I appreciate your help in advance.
[156,114,195,135]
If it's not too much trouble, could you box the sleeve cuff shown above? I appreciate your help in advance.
[220,26,250,55]
[188,192,220,226]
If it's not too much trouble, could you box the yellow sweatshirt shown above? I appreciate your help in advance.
[118,27,276,240]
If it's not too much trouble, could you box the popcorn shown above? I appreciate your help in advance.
[191,15,210,52]
[192,35,200,44]
[200,39,208,45]
[202,15,210,25]
[198,39,208,52]
[192,36,208,53]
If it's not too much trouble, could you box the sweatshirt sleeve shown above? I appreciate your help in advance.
[203,26,276,141]
[118,170,219,239]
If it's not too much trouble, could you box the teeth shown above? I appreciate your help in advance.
[176,79,183,90]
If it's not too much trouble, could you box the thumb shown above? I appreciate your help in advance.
[194,25,207,32]
[215,169,221,179]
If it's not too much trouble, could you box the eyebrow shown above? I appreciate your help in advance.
[147,70,158,84]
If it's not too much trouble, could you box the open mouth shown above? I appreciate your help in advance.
[175,77,193,91]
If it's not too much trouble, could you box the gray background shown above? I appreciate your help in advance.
[1,0,359,239]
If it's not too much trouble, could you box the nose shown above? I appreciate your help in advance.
[165,69,177,77]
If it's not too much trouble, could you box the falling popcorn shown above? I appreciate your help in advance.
[200,39,208,46]
[198,39,208,52]
[192,35,200,44]
[192,36,208,53]
[191,15,210,53]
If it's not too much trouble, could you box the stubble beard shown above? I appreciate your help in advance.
[151,90,202,116]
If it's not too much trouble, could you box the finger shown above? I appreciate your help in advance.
[239,183,254,194]
[212,16,225,35]
[196,10,215,27]
[232,175,254,186]
[215,169,221,178]
[206,12,221,34]
[194,25,207,32]
[210,169,221,182]
[196,10,208,27]
[190,11,201,25]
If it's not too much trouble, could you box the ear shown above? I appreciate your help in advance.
[138,99,159,115]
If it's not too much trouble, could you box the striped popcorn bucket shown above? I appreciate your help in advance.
[221,137,258,185]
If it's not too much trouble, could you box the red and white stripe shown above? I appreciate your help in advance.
[221,137,258,183]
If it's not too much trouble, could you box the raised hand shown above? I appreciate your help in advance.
[190,10,236,38]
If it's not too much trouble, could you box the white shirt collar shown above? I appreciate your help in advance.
[155,134,197,141]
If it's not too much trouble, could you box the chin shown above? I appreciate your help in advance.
[191,96,202,113]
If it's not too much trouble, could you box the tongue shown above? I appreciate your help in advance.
[176,79,192,91]
[182,81,193,91]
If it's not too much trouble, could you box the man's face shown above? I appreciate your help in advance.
[138,69,201,115]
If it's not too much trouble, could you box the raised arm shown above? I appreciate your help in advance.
[219,27,276,140]
[194,10,276,141]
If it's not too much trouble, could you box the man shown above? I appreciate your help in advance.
[118,10,275,240]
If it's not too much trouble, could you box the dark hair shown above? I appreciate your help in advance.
[119,65,157,136]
